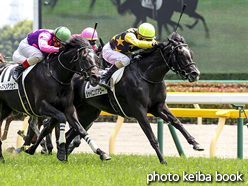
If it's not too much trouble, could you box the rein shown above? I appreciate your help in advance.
[48,46,96,85]
[160,43,196,80]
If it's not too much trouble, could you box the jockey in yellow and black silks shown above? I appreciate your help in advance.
[99,22,157,89]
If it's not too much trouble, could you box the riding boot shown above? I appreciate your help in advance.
[11,59,29,82]
[99,64,119,89]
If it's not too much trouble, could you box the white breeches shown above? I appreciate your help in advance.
[102,42,131,67]
[12,38,44,65]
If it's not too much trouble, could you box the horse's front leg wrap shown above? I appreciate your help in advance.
[84,135,99,153]
[58,123,66,145]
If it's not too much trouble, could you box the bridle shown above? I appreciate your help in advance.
[48,47,97,85]
[159,43,196,80]
[59,46,96,76]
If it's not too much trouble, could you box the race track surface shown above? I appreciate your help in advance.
[2,120,248,159]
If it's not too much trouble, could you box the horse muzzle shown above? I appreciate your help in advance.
[188,70,200,82]
[89,67,101,87]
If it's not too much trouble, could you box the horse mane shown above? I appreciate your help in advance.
[168,32,186,44]
[133,32,187,60]
[64,36,92,50]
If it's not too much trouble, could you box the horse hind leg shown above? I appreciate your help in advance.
[29,116,48,154]
[1,115,14,141]
[67,135,81,154]
[0,101,12,162]
[0,141,4,163]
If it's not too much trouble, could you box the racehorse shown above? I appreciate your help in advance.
[0,53,26,141]
[0,37,110,163]
[64,32,204,165]
[114,0,209,40]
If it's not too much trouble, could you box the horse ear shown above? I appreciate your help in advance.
[167,38,178,46]
[81,48,87,59]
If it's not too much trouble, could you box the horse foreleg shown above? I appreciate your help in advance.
[42,117,54,154]
[136,112,167,165]
[158,103,204,151]
[65,107,111,161]
[45,133,53,155]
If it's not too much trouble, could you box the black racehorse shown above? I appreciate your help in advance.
[114,0,209,40]
[0,37,111,163]
[64,32,204,165]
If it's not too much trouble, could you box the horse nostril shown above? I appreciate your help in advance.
[191,71,199,77]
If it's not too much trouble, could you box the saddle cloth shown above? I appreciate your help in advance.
[0,64,35,91]
[0,64,37,116]
[85,67,125,99]
[85,67,128,117]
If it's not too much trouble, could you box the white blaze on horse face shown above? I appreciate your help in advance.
[182,46,191,59]
[89,52,95,61]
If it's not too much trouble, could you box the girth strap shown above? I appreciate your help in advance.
[17,75,38,116]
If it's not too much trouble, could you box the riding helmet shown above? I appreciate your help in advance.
[137,23,155,39]
[81,27,98,41]
[54,26,71,42]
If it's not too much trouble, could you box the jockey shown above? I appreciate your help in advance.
[70,27,98,50]
[11,26,71,81]
[99,22,157,89]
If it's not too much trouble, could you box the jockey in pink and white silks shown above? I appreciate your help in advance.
[71,27,98,50]
[11,26,71,81]
[99,22,158,89]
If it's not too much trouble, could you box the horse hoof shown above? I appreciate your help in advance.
[57,152,67,161]
[160,160,167,166]
[193,144,204,151]
[100,153,111,161]
[25,146,35,155]
[57,143,67,161]
[96,148,111,161]
[41,149,48,155]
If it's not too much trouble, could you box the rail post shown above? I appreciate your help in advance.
[167,123,185,156]
[232,104,248,159]
[157,117,163,154]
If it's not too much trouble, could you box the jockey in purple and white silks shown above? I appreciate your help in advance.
[99,22,158,89]
[11,26,71,81]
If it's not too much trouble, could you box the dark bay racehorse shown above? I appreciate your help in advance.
[0,53,26,141]
[0,37,110,163]
[114,0,209,40]
[64,32,204,165]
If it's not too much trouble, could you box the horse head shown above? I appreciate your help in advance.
[166,32,200,82]
[62,37,101,87]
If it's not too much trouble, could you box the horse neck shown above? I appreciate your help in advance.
[135,49,170,83]
[49,51,77,84]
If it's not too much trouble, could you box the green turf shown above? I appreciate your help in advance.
[0,152,247,185]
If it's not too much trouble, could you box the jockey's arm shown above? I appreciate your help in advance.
[38,31,60,53]
[125,33,155,48]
